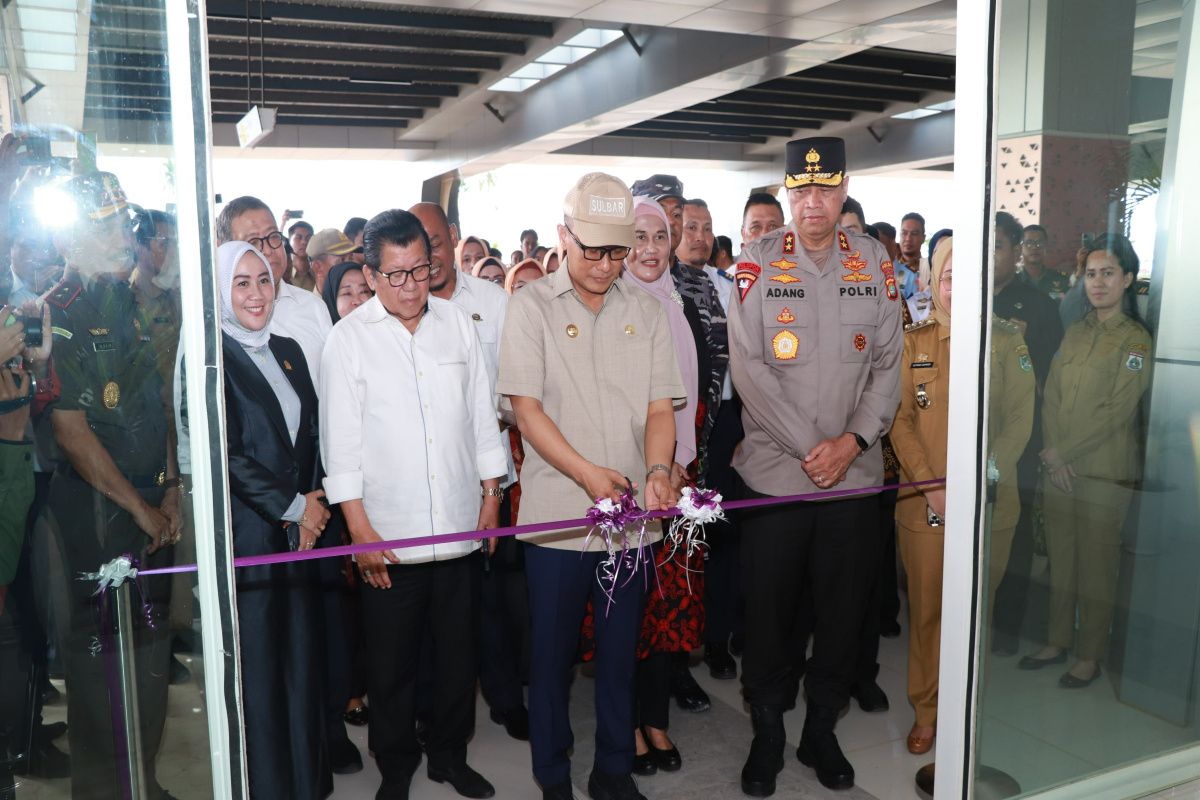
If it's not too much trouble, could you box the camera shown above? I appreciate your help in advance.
[23,314,42,349]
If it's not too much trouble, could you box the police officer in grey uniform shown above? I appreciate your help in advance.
[41,172,181,799]
[727,138,903,795]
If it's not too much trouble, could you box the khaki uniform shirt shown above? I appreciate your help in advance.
[891,317,1034,531]
[728,224,903,497]
[130,273,181,410]
[496,267,686,550]
[1043,311,1152,482]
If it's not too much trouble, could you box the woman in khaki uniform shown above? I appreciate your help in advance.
[1019,233,1152,688]
[890,237,1034,754]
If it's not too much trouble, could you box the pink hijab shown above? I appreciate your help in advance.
[623,197,698,468]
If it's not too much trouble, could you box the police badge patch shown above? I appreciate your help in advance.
[772,330,799,361]
[1126,351,1145,372]
[735,262,762,303]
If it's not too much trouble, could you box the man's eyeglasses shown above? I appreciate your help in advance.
[378,263,434,287]
[565,226,630,262]
[247,231,285,251]
[1021,240,1044,249]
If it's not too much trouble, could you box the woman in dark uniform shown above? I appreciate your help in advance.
[219,240,333,798]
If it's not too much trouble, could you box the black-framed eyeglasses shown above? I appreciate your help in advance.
[1021,240,1044,249]
[565,226,630,262]
[247,231,285,251]
[378,263,433,287]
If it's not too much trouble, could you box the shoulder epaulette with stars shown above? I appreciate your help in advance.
[993,316,1020,334]
[44,278,81,310]
[904,318,936,334]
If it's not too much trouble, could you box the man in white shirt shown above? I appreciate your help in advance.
[320,208,507,800]
[409,202,530,739]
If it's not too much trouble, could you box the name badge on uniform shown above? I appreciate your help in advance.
[93,341,116,352]
[911,361,934,369]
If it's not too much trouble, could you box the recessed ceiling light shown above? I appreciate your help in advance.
[490,28,622,94]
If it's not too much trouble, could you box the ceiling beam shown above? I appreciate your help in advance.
[210,88,438,109]
[780,65,954,93]
[208,73,459,98]
[205,19,528,56]
[211,100,423,119]
[682,103,853,122]
[212,112,409,128]
[630,120,796,139]
[661,109,829,128]
[207,57,479,86]
[605,128,768,146]
[205,39,502,71]
[205,0,555,38]
[695,93,886,114]
[834,49,955,79]
[745,81,922,104]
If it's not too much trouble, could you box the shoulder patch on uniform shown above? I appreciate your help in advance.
[51,326,73,340]
[45,280,81,310]
[1126,348,1146,372]
[905,318,936,333]
[1016,344,1033,372]
[994,317,1020,334]
[735,262,761,303]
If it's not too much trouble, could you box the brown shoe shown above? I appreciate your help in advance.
[907,724,935,755]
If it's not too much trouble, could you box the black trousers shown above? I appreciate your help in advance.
[479,489,531,715]
[739,489,877,711]
[703,398,745,646]
[313,510,355,749]
[635,652,672,731]
[854,483,900,686]
[526,544,645,788]
[361,554,480,782]
[43,475,172,800]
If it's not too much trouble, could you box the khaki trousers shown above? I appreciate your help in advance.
[1043,475,1133,661]
[899,521,1016,728]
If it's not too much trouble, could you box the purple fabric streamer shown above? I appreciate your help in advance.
[138,478,945,577]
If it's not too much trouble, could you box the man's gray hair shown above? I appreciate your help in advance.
[215,195,273,244]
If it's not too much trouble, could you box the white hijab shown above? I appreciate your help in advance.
[218,240,275,349]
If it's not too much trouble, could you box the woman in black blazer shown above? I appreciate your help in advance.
[218,240,333,799]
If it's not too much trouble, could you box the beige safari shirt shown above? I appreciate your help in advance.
[728,224,903,497]
[1043,311,1152,482]
[496,267,686,549]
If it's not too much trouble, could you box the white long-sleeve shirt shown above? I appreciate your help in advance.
[271,281,332,387]
[319,295,508,563]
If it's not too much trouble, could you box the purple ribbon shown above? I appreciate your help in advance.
[137,478,945,577]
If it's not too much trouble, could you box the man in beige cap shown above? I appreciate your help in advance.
[307,227,360,293]
[497,173,685,800]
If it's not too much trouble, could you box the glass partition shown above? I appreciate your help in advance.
[975,0,1200,795]
[0,1,237,798]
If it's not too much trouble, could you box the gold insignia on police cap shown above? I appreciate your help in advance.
[102,380,120,410]
[566,324,579,339]
[772,330,799,361]
[625,325,635,336]
[805,148,822,173]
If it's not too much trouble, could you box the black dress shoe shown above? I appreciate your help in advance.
[13,741,70,779]
[587,770,646,800]
[796,729,855,790]
[1017,651,1067,670]
[543,781,575,800]
[632,751,657,777]
[672,666,711,713]
[850,681,890,713]
[649,743,682,772]
[704,642,738,680]
[344,705,369,726]
[880,619,902,639]
[428,763,495,799]
[375,778,412,800]
[489,705,530,741]
[330,736,363,774]
[1059,665,1101,689]
[37,721,67,742]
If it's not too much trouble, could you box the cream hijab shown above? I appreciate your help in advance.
[930,236,952,329]
[218,240,275,348]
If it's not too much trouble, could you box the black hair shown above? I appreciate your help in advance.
[683,198,709,209]
[1023,224,1048,238]
[714,235,733,259]
[287,220,314,236]
[928,228,952,259]
[1082,232,1142,325]
[743,192,782,217]
[490,247,504,259]
[343,216,368,240]
[215,195,271,244]
[901,211,926,231]
[520,229,538,241]
[133,209,176,248]
[363,210,431,270]
[994,211,1024,248]
[840,196,866,227]
[873,221,896,239]
[865,224,880,241]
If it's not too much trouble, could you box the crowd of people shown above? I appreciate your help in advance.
[0,129,1153,800]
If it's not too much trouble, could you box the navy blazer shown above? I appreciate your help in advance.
[222,333,320,555]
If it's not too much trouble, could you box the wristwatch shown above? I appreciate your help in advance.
[646,463,671,478]
[481,486,503,498]
[851,433,869,454]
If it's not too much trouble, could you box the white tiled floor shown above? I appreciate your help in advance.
[12,618,1200,800]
